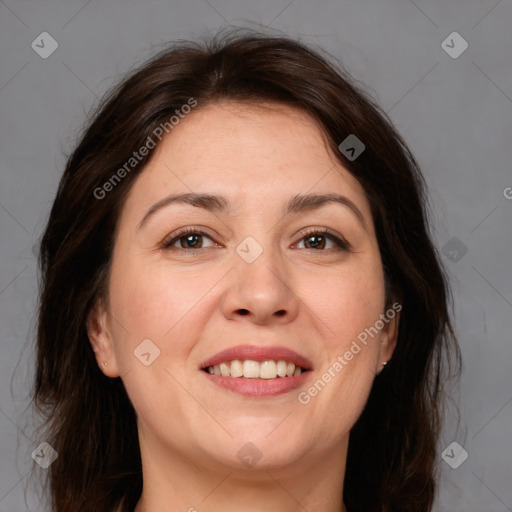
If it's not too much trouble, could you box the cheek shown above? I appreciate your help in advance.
[302,257,386,349]
[301,259,385,427]
[106,259,217,430]
[108,256,225,364]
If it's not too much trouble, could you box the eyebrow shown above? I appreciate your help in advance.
[137,192,367,231]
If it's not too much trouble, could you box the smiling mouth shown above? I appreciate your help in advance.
[202,359,309,379]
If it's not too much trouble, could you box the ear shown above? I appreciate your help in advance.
[377,303,401,373]
[86,297,120,378]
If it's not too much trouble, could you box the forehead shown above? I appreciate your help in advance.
[154,101,339,173]
[122,101,370,221]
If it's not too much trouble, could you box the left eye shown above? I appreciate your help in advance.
[295,232,344,250]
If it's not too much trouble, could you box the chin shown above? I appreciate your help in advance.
[199,428,310,472]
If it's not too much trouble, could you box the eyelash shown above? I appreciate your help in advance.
[160,227,350,254]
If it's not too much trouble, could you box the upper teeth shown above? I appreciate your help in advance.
[206,360,303,379]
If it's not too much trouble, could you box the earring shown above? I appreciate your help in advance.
[102,361,108,366]
[382,361,388,366]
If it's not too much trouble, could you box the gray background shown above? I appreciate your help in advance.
[1,0,511,510]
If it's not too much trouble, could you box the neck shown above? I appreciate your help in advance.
[133,435,349,512]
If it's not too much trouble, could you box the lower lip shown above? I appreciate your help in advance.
[202,371,310,397]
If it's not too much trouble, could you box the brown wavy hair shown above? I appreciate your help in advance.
[32,28,461,512]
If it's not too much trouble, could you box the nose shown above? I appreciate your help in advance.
[221,248,299,326]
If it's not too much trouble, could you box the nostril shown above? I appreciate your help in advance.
[235,309,286,317]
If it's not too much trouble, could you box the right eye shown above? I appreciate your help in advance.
[161,228,219,252]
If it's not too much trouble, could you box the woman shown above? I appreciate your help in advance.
[33,29,460,512]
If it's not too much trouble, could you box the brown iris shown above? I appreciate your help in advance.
[303,234,326,249]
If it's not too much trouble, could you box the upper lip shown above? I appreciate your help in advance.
[200,345,313,371]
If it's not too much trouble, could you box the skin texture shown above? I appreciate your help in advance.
[87,102,399,512]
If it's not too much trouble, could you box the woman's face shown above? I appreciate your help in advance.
[88,102,398,473]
